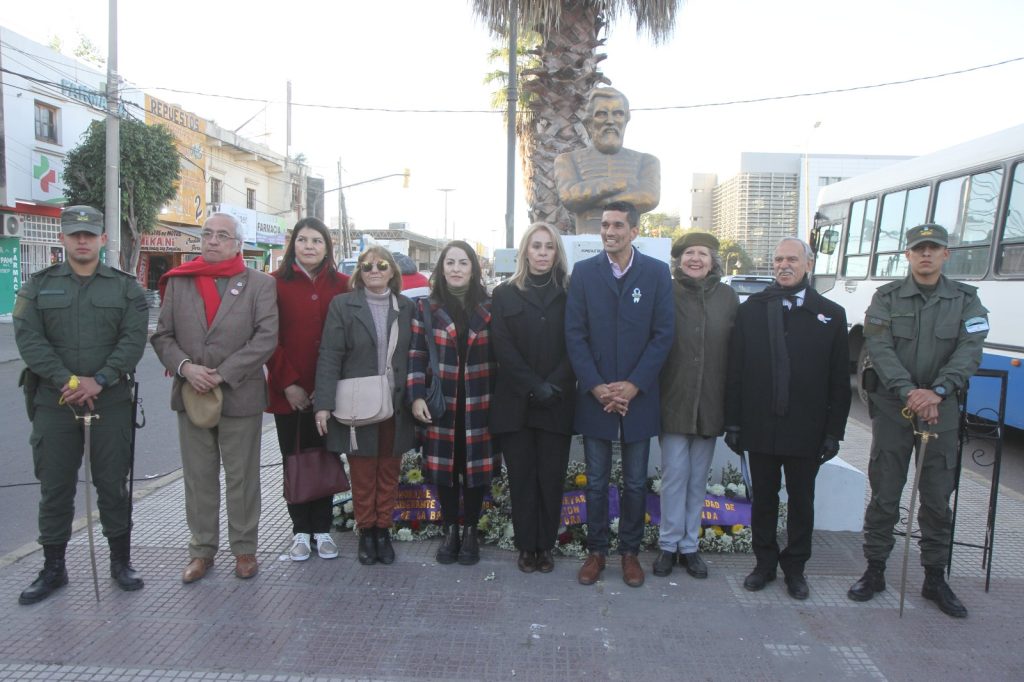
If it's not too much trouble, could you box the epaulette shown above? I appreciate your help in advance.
[876,280,902,294]
[29,263,63,279]
[109,266,138,278]
[953,280,979,296]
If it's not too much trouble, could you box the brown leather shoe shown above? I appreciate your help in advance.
[622,553,645,587]
[577,552,606,585]
[234,554,258,579]
[182,558,213,584]
[535,550,555,574]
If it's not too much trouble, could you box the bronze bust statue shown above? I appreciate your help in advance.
[554,88,661,234]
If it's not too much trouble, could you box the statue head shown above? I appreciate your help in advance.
[585,88,631,155]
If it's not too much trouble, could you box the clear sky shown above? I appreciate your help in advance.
[3,0,1022,252]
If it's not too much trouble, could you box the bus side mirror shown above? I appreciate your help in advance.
[819,228,839,255]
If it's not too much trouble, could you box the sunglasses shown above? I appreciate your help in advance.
[360,261,391,273]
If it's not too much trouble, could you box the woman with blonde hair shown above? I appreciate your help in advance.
[490,223,575,573]
[314,246,416,566]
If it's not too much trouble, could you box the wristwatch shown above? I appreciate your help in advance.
[932,384,948,398]
[95,373,108,388]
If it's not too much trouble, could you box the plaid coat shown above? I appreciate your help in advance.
[407,297,497,488]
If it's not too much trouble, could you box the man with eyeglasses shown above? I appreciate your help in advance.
[151,212,278,583]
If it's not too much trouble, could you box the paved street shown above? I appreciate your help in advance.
[1,315,1023,680]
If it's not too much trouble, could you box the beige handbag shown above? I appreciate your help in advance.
[332,296,399,451]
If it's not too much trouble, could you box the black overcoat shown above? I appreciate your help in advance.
[489,280,575,436]
[724,287,851,458]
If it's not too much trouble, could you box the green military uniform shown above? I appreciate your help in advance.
[862,273,988,566]
[13,260,148,545]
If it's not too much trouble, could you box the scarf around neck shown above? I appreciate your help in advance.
[748,274,810,416]
[158,254,246,327]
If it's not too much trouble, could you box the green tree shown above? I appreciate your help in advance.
[64,118,180,272]
[718,238,754,275]
[638,211,681,238]
[473,0,682,233]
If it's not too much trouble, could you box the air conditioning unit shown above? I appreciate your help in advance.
[2,214,23,237]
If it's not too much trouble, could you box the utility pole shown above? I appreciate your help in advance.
[337,159,351,261]
[0,35,8,208]
[438,188,455,242]
[104,0,121,267]
[504,0,518,248]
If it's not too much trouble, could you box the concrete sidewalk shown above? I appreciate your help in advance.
[0,420,1021,681]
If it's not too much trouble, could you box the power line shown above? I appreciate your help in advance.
[128,55,1023,113]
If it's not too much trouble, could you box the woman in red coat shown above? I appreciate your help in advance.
[266,218,349,561]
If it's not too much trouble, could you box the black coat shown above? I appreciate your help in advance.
[490,280,575,435]
[725,287,851,458]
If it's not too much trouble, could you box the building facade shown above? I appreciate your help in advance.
[701,152,911,274]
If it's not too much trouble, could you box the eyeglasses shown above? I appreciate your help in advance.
[360,261,390,273]
[201,230,238,243]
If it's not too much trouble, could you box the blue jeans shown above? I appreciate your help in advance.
[583,436,651,555]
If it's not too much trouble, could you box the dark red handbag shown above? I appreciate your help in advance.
[283,429,350,504]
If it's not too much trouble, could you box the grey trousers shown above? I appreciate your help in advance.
[178,412,263,559]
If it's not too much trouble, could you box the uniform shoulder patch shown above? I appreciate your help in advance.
[955,281,979,295]
[965,316,989,334]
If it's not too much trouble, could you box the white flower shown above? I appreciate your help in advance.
[503,522,515,540]
[707,484,725,497]
[735,484,747,498]
[396,528,413,541]
[343,500,354,514]
[651,478,662,495]
[610,517,620,535]
[345,519,355,529]
[332,506,342,517]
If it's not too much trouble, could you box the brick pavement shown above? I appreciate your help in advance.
[0,422,1021,681]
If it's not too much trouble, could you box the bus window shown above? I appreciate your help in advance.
[936,169,1000,278]
[998,162,1024,276]
[873,186,929,278]
[814,224,841,275]
[843,197,875,278]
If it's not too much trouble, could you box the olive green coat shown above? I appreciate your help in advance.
[659,271,739,437]
[864,274,988,435]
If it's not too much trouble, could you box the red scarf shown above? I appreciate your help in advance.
[158,254,246,326]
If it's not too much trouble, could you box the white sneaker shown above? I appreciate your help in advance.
[289,533,311,561]
[314,533,339,559]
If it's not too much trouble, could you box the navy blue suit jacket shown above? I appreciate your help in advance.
[565,248,674,442]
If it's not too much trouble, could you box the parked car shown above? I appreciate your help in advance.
[721,274,775,302]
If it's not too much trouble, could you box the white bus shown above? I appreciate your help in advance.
[809,124,1024,429]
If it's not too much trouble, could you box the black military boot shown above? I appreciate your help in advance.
[19,543,69,605]
[847,560,886,602]
[922,565,968,618]
[357,528,378,565]
[108,533,144,591]
[435,524,461,565]
[458,525,480,566]
[375,527,396,565]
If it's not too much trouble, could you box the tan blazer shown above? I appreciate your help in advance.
[151,268,278,417]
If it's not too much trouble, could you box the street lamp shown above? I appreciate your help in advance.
[803,121,822,240]
[437,188,455,243]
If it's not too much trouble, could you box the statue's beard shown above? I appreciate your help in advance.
[592,127,624,154]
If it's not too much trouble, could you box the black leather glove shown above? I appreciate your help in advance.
[818,436,840,465]
[724,427,743,455]
[529,382,561,409]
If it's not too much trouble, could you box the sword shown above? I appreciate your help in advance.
[77,409,102,602]
[898,406,936,618]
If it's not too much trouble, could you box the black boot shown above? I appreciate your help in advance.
[435,524,461,565]
[375,527,395,565]
[847,560,886,602]
[19,543,69,605]
[357,528,378,565]
[458,525,480,566]
[922,565,968,618]
[108,533,144,591]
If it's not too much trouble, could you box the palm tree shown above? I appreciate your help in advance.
[473,0,682,233]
